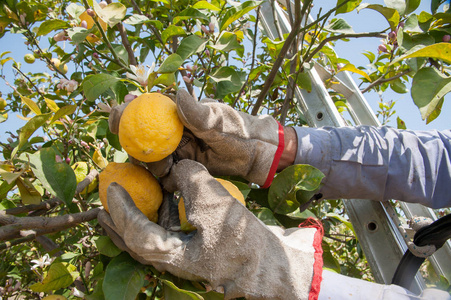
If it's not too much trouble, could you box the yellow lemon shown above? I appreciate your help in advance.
[118,93,184,162]
[99,162,163,222]
[179,178,246,232]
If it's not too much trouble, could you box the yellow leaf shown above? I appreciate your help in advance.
[16,114,31,121]
[392,43,451,65]
[21,96,41,115]
[16,177,41,204]
[93,148,108,169]
[338,63,372,82]
[44,98,59,112]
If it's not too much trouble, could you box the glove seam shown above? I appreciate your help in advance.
[262,121,284,188]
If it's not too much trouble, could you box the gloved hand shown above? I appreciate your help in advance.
[98,159,323,300]
[109,89,285,188]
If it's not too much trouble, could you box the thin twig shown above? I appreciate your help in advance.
[233,6,261,108]
[361,68,412,93]
[304,32,387,64]
[252,0,349,115]
[5,198,62,216]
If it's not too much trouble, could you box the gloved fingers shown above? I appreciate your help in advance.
[145,155,173,178]
[176,89,226,134]
[98,209,133,253]
[108,103,129,134]
[162,159,246,231]
[106,182,185,254]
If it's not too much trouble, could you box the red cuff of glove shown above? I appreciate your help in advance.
[262,122,284,189]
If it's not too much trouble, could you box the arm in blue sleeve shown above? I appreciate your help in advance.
[294,126,451,208]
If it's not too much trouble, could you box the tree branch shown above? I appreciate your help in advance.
[5,198,62,216]
[252,0,350,115]
[361,68,412,93]
[304,32,387,64]
[0,208,101,242]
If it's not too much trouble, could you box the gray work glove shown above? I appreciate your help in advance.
[109,89,284,188]
[97,159,323,300]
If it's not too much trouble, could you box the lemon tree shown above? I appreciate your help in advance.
[1,0,450,298]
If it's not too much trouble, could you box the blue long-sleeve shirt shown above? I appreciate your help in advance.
[294,126,451,209]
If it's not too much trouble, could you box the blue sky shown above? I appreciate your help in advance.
[0,0,449,145]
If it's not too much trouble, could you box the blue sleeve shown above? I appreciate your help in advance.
[294,126,451,208]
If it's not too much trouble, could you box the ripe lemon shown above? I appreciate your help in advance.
[179,178,246,232]
[99,162,163,222]
[42,296,67,300]
[79,10,107,43]
[118,93,183,162]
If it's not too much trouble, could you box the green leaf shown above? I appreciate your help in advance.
[162,280,204,300]
[21,96,41,115]
[426,97,444,124]
[154,73,177,87]
[193,1,220,11]
[268,165,324,214]
[405,0,421,15]
[324,18,354,33]
[124,14,149,25]
[326,213,356,236]
[411,67,451,120]
[338,63,371,81]
[37,19,69,36]
[103,253,146,300]
[390,78,408,94]
[82,73,120,102]
[29,148,77,208]
[397,116,407,129]
[173,8,208,25]
[30,262,79,292]
[220,1,262,31]
[384,0,406,15]
[209,66,243,98]
[211,31,242,52]
[336,0,362,14]
[176,35,208,60]
[158,53,183,73]
[322,241,341,273]
[392,43,451,65]
[253,207,280,226]
[66,3,85,19]
[17,113,52,152]
[161,25,186,43]
[51,105,76,123]
[357,4,400,30]
[66,27,90,45]
[94,2,126,27]
[94,236,122,257]
[296,72,312,92]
